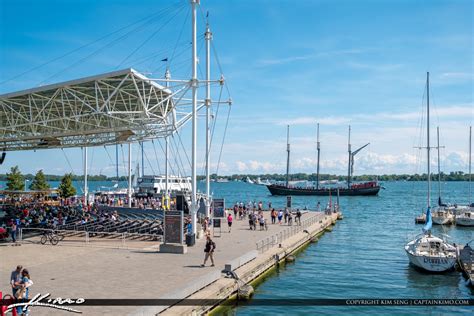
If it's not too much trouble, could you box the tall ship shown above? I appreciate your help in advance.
[266,124,381,196]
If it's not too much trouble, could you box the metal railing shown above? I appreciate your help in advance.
[256,213,327,253]
[18,227,163,249]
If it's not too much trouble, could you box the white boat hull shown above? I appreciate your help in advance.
[405,249,456,272]
[456,217,474,226]
[432,216,453,225]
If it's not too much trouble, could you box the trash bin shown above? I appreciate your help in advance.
[186,233,195,246]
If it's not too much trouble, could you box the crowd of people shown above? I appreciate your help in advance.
[93,194,177,210]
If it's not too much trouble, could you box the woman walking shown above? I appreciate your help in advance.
[227,213,233,233]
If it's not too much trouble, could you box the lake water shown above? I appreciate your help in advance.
[1,180,472,314]
[214,181,473,315]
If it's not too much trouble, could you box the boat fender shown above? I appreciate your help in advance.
[286,255,296,263]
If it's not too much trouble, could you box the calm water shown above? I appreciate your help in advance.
[208,181,473,315]
[1,180,473,314]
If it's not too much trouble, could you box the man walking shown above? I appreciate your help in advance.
[10,265,22,297]
[201,235,216,267]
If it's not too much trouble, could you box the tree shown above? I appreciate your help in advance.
[58,173,77,198]
[29,169,50,191]
[6,166,24,191]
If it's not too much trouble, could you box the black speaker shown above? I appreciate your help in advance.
[0,152,5,164]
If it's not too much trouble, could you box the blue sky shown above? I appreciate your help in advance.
[0,0,472,177]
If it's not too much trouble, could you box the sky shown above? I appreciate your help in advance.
[0,0,473,177]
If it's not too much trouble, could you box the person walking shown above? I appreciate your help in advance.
[227,213,233,233]
[288,212,293,226]
[284,209,289,223]
[201,236,216,267]
[296,209,302,225]
[271,209,276,224]
[10,221,17,244]
[10,265,22,297]
[16,268,32,315]
[258,215,265,231]
[278,210,283,225]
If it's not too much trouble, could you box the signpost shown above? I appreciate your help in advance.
[213,218,221,237]
[164,211,183,244]
[212,198,225,218]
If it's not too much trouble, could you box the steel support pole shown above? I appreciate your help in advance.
[128,142,132,207]
[190,0,198,236]
[165,70,171,197]
[83,147,88,204]
[205,22,212,218]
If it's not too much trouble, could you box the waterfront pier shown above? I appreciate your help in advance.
[0,210,341,315]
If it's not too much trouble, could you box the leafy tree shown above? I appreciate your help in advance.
[58,173,77,198]
[6,166,24,191]
[29,169,50,191]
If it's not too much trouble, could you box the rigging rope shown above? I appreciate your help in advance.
[61,148,76,175]
[116,3,186,69]
[151,140,163,174]
[39,3,181,85]
[142,143,157,175]
[216,103,232,176]
[0,1,182,85]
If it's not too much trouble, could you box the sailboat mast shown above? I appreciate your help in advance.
[316,123,320,189]
[286,125,290,187]
[427,72,431,208]
[437,126,441,204]
[469,125,472,205]
[347,125,351,189]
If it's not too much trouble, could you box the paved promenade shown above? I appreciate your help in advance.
[0,211,322,315]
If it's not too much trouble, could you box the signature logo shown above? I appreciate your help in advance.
[6,293,85,314]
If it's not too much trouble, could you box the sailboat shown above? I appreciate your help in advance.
[266,124,381,196]
[404,72,457,272]
[455,126,474,226]
[432,127,455,225]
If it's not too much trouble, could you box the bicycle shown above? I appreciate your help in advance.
[40,231,59,245]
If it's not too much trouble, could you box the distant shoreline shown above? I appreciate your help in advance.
[0,171,470,182]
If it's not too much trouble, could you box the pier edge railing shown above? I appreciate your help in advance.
[255,213,328,253]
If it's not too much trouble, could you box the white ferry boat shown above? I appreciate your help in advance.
[137,175,191,196]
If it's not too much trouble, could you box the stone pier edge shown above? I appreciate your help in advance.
[156,212,341,316]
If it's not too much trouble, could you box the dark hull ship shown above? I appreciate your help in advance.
[266,124,381,196]
[267,181,380,196]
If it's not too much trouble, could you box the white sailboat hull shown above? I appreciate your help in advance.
[405,248,456,272]
[432,216,453,225]
[456,217,474,226]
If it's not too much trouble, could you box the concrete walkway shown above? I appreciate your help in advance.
[0,211,320,316]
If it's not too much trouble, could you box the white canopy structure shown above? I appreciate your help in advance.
[0,68,195,151]
[0,0,230,239]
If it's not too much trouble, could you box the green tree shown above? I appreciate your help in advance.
[29,169,50,191]
[6,166,24,191]
[58,173,77,198]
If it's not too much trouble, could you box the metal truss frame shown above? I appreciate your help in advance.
[0,68,204,151]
